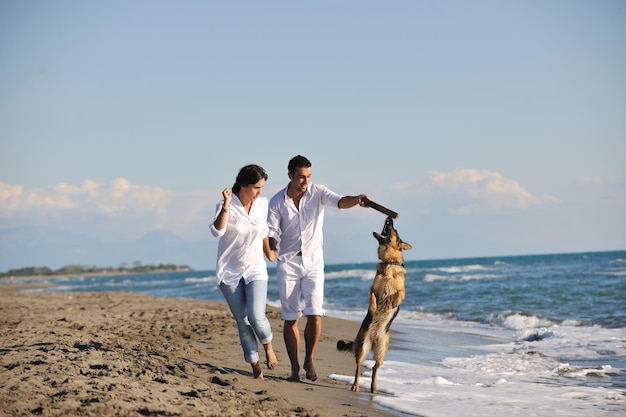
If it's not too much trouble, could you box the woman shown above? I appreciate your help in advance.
[210,164,278,379]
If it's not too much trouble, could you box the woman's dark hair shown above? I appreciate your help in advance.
[287,155,312,175]
[233,164,268,194]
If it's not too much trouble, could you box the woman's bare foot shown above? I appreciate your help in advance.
[264,343,278,370]
[251,362,264,380]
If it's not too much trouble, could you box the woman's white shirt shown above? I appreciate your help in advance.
[210,196,269,286]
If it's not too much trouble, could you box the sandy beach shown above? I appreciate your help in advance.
[0,283,397,417]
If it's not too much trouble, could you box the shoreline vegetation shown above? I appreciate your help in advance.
[0,262,192,280]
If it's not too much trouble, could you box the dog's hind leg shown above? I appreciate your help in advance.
[370,308,398,393]
[352,355,362,391]
[352,337,370,392]
[370,332,390,394]
[370,362,380,394]
[351,312,373,392]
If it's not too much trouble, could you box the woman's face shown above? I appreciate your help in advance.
[240,178,266,201]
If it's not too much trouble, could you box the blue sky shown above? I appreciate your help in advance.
[1,1,624,269]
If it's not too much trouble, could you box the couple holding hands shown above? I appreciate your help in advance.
[210,155,367,381]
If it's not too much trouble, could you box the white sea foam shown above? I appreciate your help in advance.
[324,268,375,280]
[436,264,487,273]
[328,312,626,417]
[424,273,446,282]
[184,275,215,283]
[331,358,624,416]
[424,272,502,282]
[266,298,281,309]
[500,312,555,330]
[460,273,501,281]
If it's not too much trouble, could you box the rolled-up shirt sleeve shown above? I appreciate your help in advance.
[320,185,342,208]
[209,203,226,238]
[267,199,281,241]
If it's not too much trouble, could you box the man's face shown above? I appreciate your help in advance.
[288,166,312,193]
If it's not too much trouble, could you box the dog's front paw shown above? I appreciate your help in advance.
[351,384,360,392]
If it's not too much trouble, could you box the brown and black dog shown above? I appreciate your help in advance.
[337,216,412,393]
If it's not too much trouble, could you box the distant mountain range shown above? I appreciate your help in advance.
[0,226,216,272]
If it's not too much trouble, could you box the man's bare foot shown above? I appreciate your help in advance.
[252,362,264,380]
[303,361,317,381]
[286,368,301,382]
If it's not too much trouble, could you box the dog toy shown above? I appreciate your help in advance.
[362,197,399,219]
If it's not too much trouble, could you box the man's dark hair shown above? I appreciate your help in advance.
[233,164,268,194]
[288,155,312,175]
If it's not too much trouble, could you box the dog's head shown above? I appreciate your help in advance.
[373,217,412,262]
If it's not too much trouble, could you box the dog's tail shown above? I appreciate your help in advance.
[336,340,354,351]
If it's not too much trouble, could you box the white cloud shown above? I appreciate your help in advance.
[0,171,561,240]
[579,175,619,186]
[86,178,170,216]
[0,178,219,240]
[0,178,171,217]
[428,168,558,214]
[389,181,420,192]
[0,183,24,216]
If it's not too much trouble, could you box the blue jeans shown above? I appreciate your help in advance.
[219,278,273,364]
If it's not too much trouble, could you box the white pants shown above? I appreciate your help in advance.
[276,257,325,320]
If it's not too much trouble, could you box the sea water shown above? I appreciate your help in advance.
[10,250,626,416]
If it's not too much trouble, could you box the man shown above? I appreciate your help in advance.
[267,155,367,382]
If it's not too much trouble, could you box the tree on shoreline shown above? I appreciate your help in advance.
[0,263,192,278]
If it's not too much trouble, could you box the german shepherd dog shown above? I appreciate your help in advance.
[337,216,412,393]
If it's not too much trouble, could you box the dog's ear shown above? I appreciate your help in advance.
[399,242,412,251]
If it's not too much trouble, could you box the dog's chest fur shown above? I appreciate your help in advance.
[371,263,405,310]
